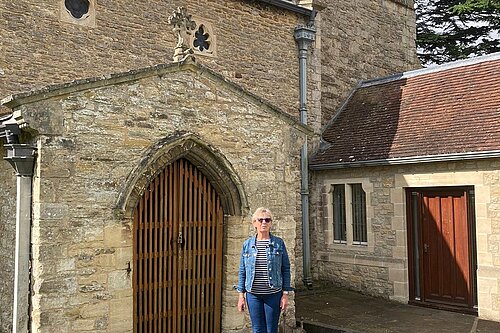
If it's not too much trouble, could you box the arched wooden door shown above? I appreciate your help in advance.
[133,158,224,332]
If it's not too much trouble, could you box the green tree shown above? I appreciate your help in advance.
[416,0,500,66]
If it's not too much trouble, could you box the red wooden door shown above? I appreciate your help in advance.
[407,187,476,312]
[133,158,224,332]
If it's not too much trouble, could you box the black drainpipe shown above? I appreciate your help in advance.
[294,15,316,289]
[1,113,36,333]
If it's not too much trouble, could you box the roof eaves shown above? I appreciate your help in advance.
[359,51,500,89]
[1,59,312,136]
[1,62,185,108]
[310,150,500,170]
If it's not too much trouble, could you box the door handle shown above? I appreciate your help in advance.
[423,243,429,253]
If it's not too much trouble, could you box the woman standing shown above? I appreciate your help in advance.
[236,207,292,333]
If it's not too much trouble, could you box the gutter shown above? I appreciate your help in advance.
[0,113,23,143]
[310,150,500,170]
[1,112,36,333]
[294,20,316,289]
[358,51,500,90]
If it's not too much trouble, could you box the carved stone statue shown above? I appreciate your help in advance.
[168,7,197,63]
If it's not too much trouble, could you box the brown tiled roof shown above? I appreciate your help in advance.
[310,53,500,169]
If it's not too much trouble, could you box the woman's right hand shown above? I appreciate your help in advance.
[237,296,246,312]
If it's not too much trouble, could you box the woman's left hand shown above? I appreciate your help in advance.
[280,293,289,311]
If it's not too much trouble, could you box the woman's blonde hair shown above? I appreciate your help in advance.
[251,207,273,222]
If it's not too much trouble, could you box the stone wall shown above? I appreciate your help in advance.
[291,0,419,287]
[0,2,309,328]
[0,154,16,333]
[0,0,307,118]
[0,0,420,127]
[317,262,392,298]
[319,0,420,125]
[11,63,306,332]
[310,158,500,321]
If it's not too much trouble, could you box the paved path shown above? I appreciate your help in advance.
[295,287,500,333]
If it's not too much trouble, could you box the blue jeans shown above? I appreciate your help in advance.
[246,291,282,333]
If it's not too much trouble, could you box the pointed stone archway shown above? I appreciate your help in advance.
[115,132,248,332]
[117,132,248,220]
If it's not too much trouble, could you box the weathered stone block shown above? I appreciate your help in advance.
[108,270,131,291]
[80,301,110,319]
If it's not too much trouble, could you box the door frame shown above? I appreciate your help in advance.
[132,158,225,332]
[405,186,478,314]
[117,135,247,332]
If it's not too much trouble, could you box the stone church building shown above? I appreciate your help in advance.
[10,0,500,332]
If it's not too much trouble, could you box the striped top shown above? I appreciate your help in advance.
[251,239,280,294]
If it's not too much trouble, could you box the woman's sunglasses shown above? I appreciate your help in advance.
[256,218,272,223]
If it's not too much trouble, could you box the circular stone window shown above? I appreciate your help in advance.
[65,0,90,19]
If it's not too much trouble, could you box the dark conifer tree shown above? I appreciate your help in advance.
[416,0,500,66]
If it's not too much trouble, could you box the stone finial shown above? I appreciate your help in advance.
[168,7,197,63]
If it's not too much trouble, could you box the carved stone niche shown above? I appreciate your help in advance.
[60,0,96,27]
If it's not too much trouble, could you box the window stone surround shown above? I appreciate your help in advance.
[190,16,217,58]
[321,177,374,252]
[60,0,96,27]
